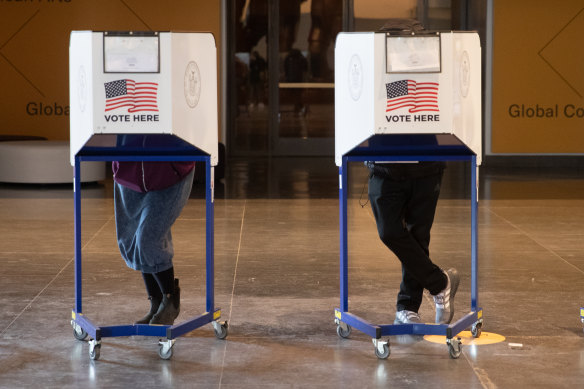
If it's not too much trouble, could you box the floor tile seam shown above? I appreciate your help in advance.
[484,206,548,243]
[0,261,74,337]
[503,335,581,340]
[462,352,496,389]
[0,216,113,338]
[218,199,247,388]
[487,208,584,276]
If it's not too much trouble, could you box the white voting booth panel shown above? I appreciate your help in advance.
[69,31,218,165]
[335,31,481,165]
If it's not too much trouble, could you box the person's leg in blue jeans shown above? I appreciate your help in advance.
[115,169,194,325]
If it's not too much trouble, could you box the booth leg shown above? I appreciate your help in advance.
[469,156,483,338]
[205,159,227,336]
[339,160,349,313]
[336,159,351,336]
[73,157,82,315]
[471,156,479,312]
[206,160,215,313]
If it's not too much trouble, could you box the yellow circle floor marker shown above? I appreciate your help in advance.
[424,331,505,346]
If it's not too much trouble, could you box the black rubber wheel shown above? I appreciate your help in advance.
[158,344,173,360]
[73,327,88,341]
[374,343,390,359]
[471,323,482,338]
[214,322,229,340]
[336,324,352,339]
[448,341,462,359]
[89,344,101,361]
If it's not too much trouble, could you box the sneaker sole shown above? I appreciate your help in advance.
[446,269,460,324]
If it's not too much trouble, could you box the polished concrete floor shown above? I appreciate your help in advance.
[1,158,584,388]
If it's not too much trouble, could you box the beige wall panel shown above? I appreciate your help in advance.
[492,0,584,153]
[0,0,220,140]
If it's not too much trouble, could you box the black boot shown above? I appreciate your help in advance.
[150,279,180,325]
[135,296,161,324]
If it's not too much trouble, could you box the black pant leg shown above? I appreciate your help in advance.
[397,264,424,312]
[405,171,442,255]
[397,172,447,310]
[369,172,447,311]
[152,267,175,295]
[141,272,163,299]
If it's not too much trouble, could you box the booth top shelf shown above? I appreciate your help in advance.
[74,134,211,160]
[334,31,481,166]
[343,134,475,162]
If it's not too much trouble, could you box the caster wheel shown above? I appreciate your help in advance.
[374,343,390,359]
[158,344,173,360]
[89,343,101,361]
[336,324,352,339]
[448,339,462,359]
[158,339,175,360]
[73,327,88,341]
[214,321,229,340]
[471,322,482,338]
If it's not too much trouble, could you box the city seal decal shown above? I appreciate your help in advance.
[78,66,87,113]
[459,51,470,98]
[184,61,201,108]
[348,54,363,101]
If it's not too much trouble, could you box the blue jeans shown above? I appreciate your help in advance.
[114,169,194,273]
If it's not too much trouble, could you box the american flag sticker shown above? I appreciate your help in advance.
[386,79,439,113]
[104,79,158,112]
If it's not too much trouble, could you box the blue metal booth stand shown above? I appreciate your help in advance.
[69,30,224,360]
[333,30,484,359]
[334,134,483,359]
[70,135,227,360]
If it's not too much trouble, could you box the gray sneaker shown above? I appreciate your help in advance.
[394,310,423,343]
[434,268,460,324]
[394,310,421,325]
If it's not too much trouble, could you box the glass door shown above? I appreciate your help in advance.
[228,0,344,156]
[228,0,270,155]
[270,0,342,156]
[226,0,457,156]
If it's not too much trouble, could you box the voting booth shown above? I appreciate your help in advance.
[334,31,482,359]
[69,31,226,361]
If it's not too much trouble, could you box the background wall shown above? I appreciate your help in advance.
[0,0,220,141]
[353,0,417,31]
[491,0,584,154]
